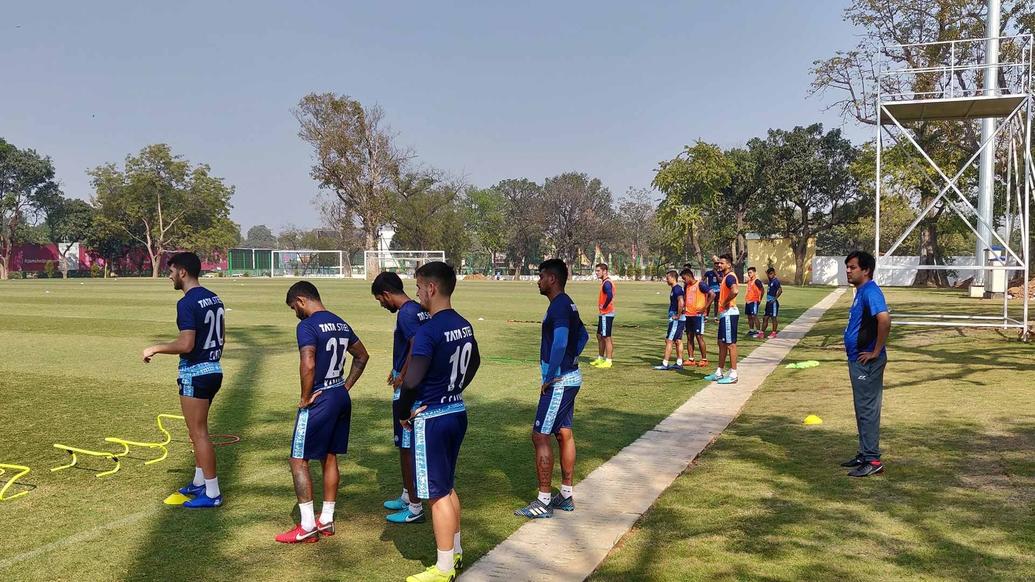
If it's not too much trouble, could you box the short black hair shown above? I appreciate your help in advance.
[845,250,876,277]
[747,266,756,273]
[682,263,693,269]
[538,259,569,287]
[718,253,733,264]
[371,271,405,296]
[168,252,201,278]
[679,268,694,278]
[665,269,679,279]
[595,263,608,271]
[766,267,776,274]
[416,261,457,296]
[286,280,321,305]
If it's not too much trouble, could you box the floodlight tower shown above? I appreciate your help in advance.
[974,0,1002,294]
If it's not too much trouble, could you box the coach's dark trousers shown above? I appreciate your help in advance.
[848,353,886,461]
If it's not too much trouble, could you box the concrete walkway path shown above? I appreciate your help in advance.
[460,288,846,581]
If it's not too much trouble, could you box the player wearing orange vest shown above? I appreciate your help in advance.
[591,263,615,369]
[704,254,740,385]
[744,267,765,338]
[680,268,714,367]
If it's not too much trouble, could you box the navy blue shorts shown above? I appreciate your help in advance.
[685,314,705,336]
[765,300,780,318]
[413,405,467,500]
[177,362,223,400]
[597,314,614,337]
[535,385,580,435]
[291,386,352,460]
[718,312,739,345]
[666,318,686,341]
[746,302,759,316]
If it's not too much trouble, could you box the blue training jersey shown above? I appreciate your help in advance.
[541,292,589,377]
[704,269,720,290]
[411,309,476,406]
[668,284,686,317]
[393,300,430,373]
[296,310,360,390]
[844,280,888,361]
[176,286,225,365]
[767,277,782,302]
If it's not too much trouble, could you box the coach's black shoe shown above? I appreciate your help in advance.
[840,454,865,468]
[847,460,884,477]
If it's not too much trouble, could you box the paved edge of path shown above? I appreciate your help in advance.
[460,288,847,582]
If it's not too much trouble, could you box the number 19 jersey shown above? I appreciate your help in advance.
[296,310,360,390]
[411,309,475,406]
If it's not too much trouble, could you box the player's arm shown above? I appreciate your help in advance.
[298,345,317,408]
[393,339,415,389]
[397,355,431,420]
[775,284,783,299]
[600,281,613,310]
[543,324,569,391]
[142,330,195,363]
[343,339,369,390]
[461,338,481,388]
[676,293,685,318]
[859,298,891,363]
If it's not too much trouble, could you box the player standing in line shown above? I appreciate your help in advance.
[760,267,784,338]
[516,259,589,519]
[372,272,431,524]
[398,262,481,582]
[680,268,713,368]
[276,281,369,543]
[590,263,615,369]
[704,254,740,385]
[653,270,686,371]
[143,252,226,508]
[703,256,721,321]
[744,267,765,338]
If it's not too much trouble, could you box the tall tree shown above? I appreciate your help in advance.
[90,144,237,278]
[0,139,62,279]
[390,170,470,264]
[84,218,136,278]
[750,124,862,284]
[616,187,660,276]
[241,224,277,248]
[45,197,95,278]
[496,178,546,278]
[464,186,507,272]
[295,93,408,275]
[541,172,614,267]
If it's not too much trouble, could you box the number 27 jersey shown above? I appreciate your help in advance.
[411,308,475,406]
[296,310,360,390]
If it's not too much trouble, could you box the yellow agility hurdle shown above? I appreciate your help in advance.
[51,445,121,478]
[0,464,32,501]
[103,413,185,465]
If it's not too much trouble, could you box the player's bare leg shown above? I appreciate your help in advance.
[604,336,613,360]
[400,448,417,503]
[556,428,575,489]
[532,431,554,495]
[180,396,216,479]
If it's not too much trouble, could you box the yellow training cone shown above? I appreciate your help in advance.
[163,492,192,505]
[803,415,823,425]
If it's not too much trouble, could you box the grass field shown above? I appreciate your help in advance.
[592,288,1035,581]
[0,277,829,581]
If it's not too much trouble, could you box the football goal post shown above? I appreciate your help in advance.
[271,250,345,278]
[227,248,274,277]
[364,250,445,278]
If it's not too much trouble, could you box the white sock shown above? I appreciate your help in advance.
[453,531,462,555]
[606,358,612,363]
[676,358,683,366]
[436,548,454,573]
[662,359,669,367]
[204,477,220,498]
[192,467,204,486]
[401,488,411,504]
[299,501,316,530]
[320,501,335,524]
[560,484,573,499]
[408,501,423,515]
[537,491,552,505]
[715,367,724,377]
[729,369,738,379]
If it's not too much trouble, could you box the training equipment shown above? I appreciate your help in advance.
[717,376,738,385]
[364,250,446,278]
[803,415,824,425]
[316,519,335,536]
[178,482,206,496]
[550,493,575,511]
[384,496,408,511]
[51,444,121,478]
[104,414,185,465]
[786,360,821,369]
[163,492,193,505]
[514,498,553,519]
[0,464,31,501]
[272,250,346,278]
[227,248,274,277]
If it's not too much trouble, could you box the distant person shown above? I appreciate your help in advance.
[680,268,713,367]
[841,251,890,478]
[372,272,431,524]
[760,267,783,338]
[704,254,739,384]
[515,259,589,519]
[276,281,369,543]
[703,256,721,321]
[397,261,480,581]
[142,251,226,508]
[653,270,686,370]
[590,263,615,369]
[744,267,765,337]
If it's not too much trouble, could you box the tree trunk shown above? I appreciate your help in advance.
[0,255,7,280]
[104,262,110,279]
[913,220,948,287]
[689,226,704,270]
[792,238,808,285]
[513,255,525,280]
[150,250,161,278]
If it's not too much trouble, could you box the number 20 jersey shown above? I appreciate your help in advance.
[411,308,475,406]
[177,286,225,365]
[296,310,360,390]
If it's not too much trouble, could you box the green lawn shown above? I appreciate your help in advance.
[592,288,1035,582]
[0,277,829,581]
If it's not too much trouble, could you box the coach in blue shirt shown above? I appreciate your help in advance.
[841,251,891,477]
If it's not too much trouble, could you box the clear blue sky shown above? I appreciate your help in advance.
[3,0,864,233]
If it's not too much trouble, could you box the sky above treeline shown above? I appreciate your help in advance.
[3,0,865,233]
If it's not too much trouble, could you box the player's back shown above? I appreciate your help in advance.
[298,310,357,390]
[177,286,225,365]
[412,309,475,407]
[393,300,430,372]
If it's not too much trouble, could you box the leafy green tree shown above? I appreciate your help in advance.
[541,172,614,268]
[496,178,545,277]
[615,188,660,275]
[241,224,278,248]
[0,138,62,279]
[390,170,470,265]
[464,187,507,272]
[90,144,237,278]
[84,217,136,278]
[45,197,95,278]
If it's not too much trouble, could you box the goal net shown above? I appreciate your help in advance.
[364,250,445,278]
[227,248,274,277]
[272,250,345,278]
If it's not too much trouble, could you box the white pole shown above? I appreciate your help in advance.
[876,104,883,261]
[975,0,1001,289]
